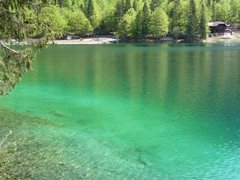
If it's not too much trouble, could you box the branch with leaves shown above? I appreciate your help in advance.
[0,1,57,95]
[0,41,36,95]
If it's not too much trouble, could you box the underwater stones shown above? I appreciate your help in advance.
[50,110,65,118]
[0,108,167,179]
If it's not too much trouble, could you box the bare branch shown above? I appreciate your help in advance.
[0,41,19,54]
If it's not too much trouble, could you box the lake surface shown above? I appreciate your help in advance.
[0,43,240,179]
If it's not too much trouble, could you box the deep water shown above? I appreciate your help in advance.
[0,43,240,179]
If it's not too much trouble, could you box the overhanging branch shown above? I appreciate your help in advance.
[0,41,19,54]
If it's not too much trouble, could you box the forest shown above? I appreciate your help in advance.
[1,0,240,95]
[1,0,240,41]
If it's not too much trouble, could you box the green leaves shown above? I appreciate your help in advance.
[0,1,53,95]
[142,2,150,37]
[199,1,208,39]
[64,9,93,34]
[39,5,67,39]
[169,0,188,38]
[149,7,169,38]
[117,8,137,38]
[186,0,198,42]
[0,43,35,95]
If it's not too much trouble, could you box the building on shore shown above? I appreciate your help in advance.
[208,22,232,34]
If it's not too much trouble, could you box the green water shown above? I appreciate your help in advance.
[0,43,240,179]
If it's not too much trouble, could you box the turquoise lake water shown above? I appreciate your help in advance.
[0,43,240,179]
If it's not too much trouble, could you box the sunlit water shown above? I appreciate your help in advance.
[0,43,240,179]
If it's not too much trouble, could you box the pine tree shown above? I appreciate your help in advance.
[169,0,187,38]
[150,0,161,11]
[125,0,132,12]
[0,1,54,95]
[211,0,216,21]
[86,0,94,20]
[186,0,198,42]
[142,1,150,37]
[207,0,211,7]
[149,7,169,38]
[118,8,137,38]
[58,0,64,7]
[199,1,208,39]
[134,10,143,38]
[114,0,125,29]
[80,3,84,12]
[231,0,240,22]
[133,0,138,11]
[63,0,72,7]
[57,0,72,7]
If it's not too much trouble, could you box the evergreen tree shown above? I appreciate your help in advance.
[149,7,169,38]
[98,12,115,34]
[63,0,72,7]
[215,1,231,22]
[133,0,138,11]
[142,1,150,37]
[0,1,53,95]
[86,0,94,20]
[114,0,126,29]
[150,0,161,11]
[80,3,84,12]
[68,0,73,7]
[57,0,72,7]
[169,0,187,38]
[125,0,132,12]
[211,0,216,21]
[134,11,143,38]
[230,0,240,23]
[186,0,198,42]
[2,0,240,95]
[58,0,64,7]
[85,0,101,29]
[118,8,137,38]
[207,0,212,7]
[199,1,208,39]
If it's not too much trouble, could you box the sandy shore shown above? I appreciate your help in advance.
[54,34,240,45]
[4,33,240,46]
[204,32,240,43]
[53,37,119,45]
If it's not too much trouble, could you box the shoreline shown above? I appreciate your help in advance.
[204,32,240,43]
[53,33,240,45]
[3,32,240,46]
[53,37,119,45]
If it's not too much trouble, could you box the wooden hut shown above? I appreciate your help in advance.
[208,22,231,33]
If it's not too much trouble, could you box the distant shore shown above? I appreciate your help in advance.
[3,32,240,46]
[53,37,119,45]
[204,32,240,43]
[53,32,240,45]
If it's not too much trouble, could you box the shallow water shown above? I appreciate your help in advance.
[0,43,240,179]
